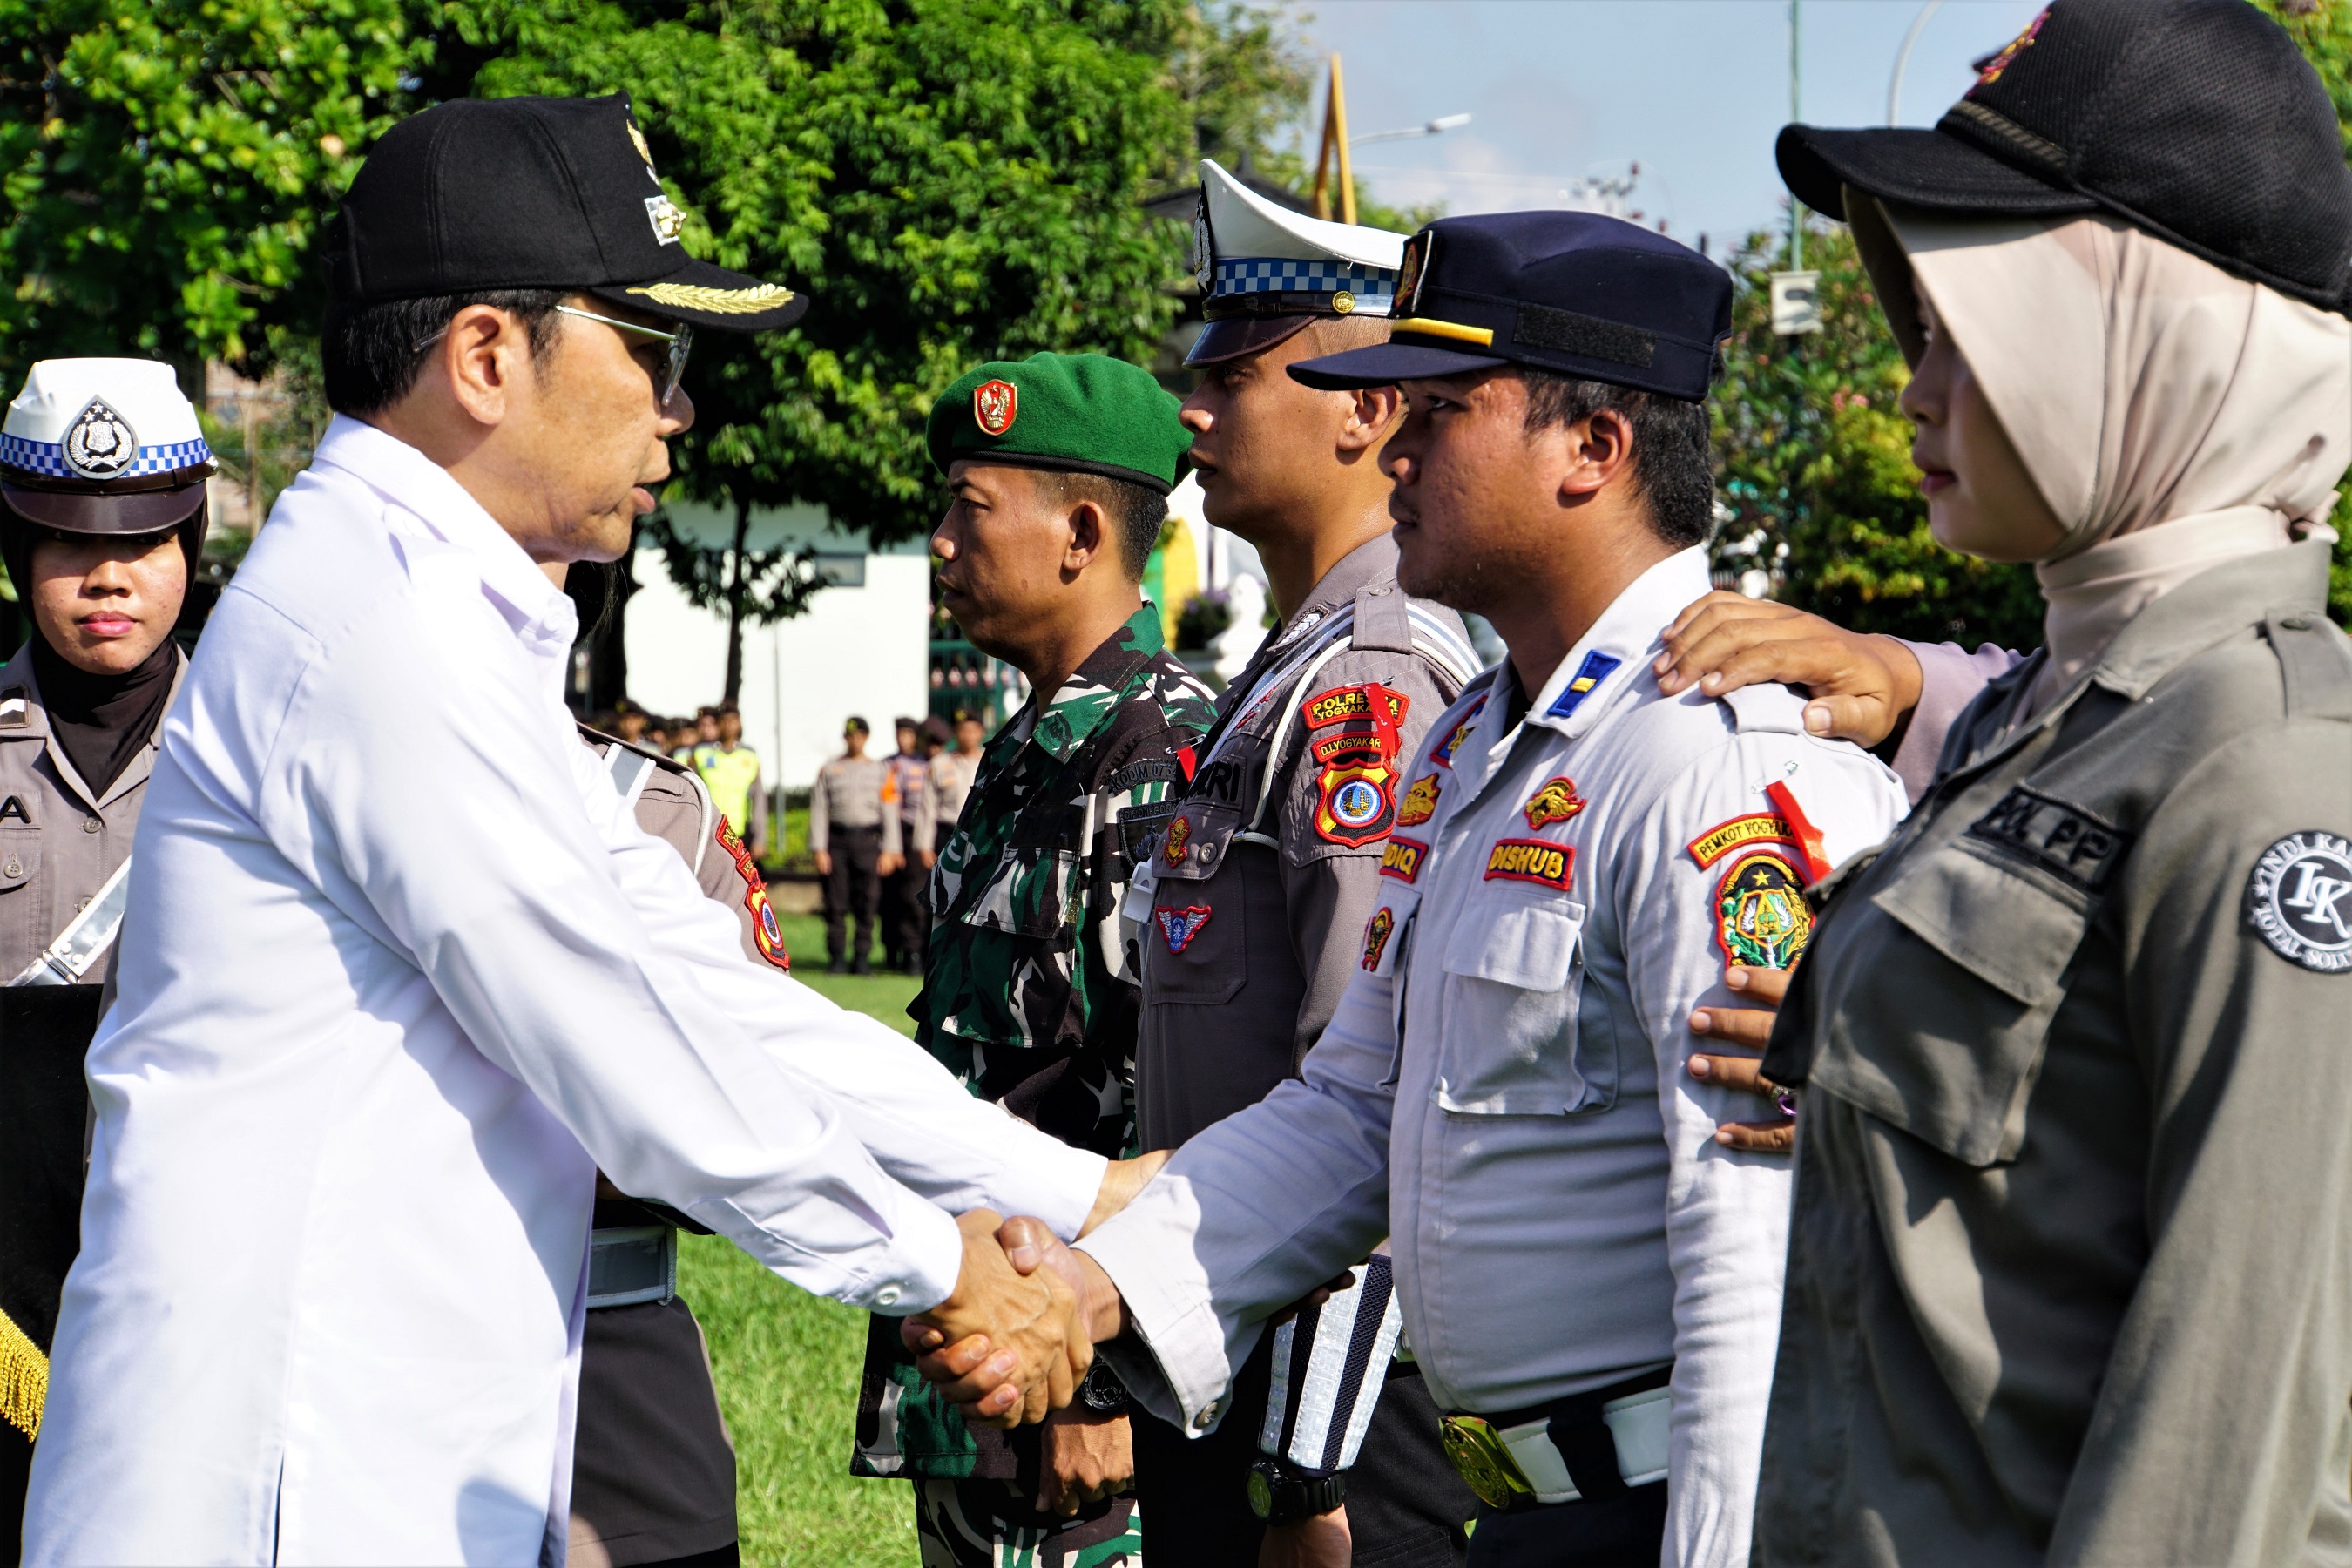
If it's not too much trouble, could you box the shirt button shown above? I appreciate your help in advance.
[874,1284,902,1308]
[81,817,100,834]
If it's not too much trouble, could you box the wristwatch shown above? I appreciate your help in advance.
[1247,1458,1347,1524]
[1078,1357,1130,1417]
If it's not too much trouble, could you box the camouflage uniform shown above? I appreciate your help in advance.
[855,604,1214,1567]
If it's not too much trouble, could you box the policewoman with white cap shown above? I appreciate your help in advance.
[0,356,206,1547]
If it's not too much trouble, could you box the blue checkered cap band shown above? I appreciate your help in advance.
[1213,258,1400,307]
[0,433,213,480]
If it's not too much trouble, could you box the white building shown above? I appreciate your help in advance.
[623,501,932,789]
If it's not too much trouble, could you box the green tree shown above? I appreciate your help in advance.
[0,0,417,379]
[1712,217,2044,650]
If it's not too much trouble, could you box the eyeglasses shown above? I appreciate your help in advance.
[409,306,695,409]
[556,306,695,408]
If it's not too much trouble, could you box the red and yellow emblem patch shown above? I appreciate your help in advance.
[1484,837,1572,890]
[1713,849,1813,970]
[1972,7,2047,91]
[973,378,1019,436]
[1396,773,1442,827]
[1520,776,1585,831]
[1162,815,1193,866]
[1362,905,1396,970]
[718,816,790,970]
[1316,760,1397,848]
[1301,683,1409,731]
[1429,693,1488,770]
[1380,836,1427,883]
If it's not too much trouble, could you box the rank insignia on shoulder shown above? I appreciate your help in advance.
[0,689,26,727]
[1162,815,1193,865]
[1396,774,1443,827]
[1687,812,1795,869]
[1521,777,1585,831]
[1380,836,1427,883]
[1484,838,1572,890]
[1362,906,1396,970]
[1544,651,1623,720]
[1315,760,1397,848]
[1301,683,1409,731]
[1430,694,1490,770]
[1154,904,1214,954]
[2246,831,2352,973]
[1714,850,1812,970]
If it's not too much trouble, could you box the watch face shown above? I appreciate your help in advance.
[1247,1467,1275,1521]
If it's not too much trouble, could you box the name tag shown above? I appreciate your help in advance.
[1965,786,2130,892]
[1484,838,1572,890]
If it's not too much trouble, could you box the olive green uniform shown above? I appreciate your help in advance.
[1757,542,2352,1565]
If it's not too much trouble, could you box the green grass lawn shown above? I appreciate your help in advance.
[679,910,925,1565]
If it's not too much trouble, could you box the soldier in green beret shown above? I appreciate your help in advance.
[851,351,1213,1565]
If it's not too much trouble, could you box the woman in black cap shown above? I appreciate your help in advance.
[1751,2,2352,1562]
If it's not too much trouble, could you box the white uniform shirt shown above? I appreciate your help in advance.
[1080,549,1909,1565]
[25,416,1104,1567]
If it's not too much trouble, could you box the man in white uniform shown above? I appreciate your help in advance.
[917,212,1909,1565]
[24,94,1112,1565]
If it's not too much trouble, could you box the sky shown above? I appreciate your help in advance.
[1275,0,2049,260]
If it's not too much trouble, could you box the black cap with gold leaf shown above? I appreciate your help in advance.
[322,93,808,333]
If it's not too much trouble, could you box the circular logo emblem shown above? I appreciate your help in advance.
[1332,290,1355,315]
[2247,831,2352,973]
[1331,778,1383,828]
[973,378,1018,437]
[63,397,138,480]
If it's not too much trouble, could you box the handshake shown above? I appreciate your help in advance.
[896,1151,1166,1426]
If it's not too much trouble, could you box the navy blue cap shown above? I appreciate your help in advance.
[1287,211,1732,402]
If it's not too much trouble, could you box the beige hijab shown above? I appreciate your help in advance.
[1848,190,2352,710]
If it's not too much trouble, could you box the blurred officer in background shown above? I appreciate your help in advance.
[855,352,1213,1568]
[1754,5,2352,1562]
[882,713,939,972]
[938,713,987,822]
[693,701,766,855]
[1124,159,1482,1567]
[812,715,902,972]
[0,357,206,1553]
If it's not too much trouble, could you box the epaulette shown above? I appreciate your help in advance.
[580,723,716,873]
[1719,683,1809,736]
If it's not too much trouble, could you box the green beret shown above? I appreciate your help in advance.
[927,352,1190,495]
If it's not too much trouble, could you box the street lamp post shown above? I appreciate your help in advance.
[1889,0,1949,125]
[1352,113,1472,148]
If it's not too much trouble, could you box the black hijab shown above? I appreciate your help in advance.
[30,632,177,797]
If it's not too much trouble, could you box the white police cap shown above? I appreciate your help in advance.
[1,359,213,534]
[1189,160,1409,366]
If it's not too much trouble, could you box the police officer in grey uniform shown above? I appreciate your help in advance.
[0,358,207,1549]
[1124,160,1480,1565]
[811,717,902,972]
[1753,6,2352,1564]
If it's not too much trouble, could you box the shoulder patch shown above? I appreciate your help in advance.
[1301,683,1409,731]
[2247,831,2352,973]
[1714,849,1812,970]
[716,817,791,970]
[1105,756,1187,796]
[1964,785,2129,894]
[1380,836,1427,883]
[1688,812,1795,869]
[1362,905,1396,970]
[1396,773,1443,827]
[1520,777,1585,831]
[1544,650,1622,720]
[1483,837,1572,890]
[1315,759,1397,848]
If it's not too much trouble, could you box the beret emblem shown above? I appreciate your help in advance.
[973,378,1018,437]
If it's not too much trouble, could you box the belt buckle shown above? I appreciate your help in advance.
[1440,1414,1536,1511]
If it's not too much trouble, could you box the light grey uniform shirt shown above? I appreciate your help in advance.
[1084,550,1909,1565]
[810,754,901,854]
[1757,541,2352,1567]
[0,640,182,983]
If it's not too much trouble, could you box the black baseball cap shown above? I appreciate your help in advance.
[323,93,809,332]
[1778,0,2352,315]
[1287,211,1733,402]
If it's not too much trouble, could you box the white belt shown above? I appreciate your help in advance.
[586,1225,677,1310]
[9,855,133,988]
[1500,1387,1672,1504]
